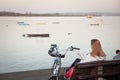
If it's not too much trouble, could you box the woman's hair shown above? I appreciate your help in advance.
[91,39,106,57]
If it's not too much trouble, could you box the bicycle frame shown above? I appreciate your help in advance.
[48,44,80,80]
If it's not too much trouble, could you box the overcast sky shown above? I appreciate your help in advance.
[0,0,120,13]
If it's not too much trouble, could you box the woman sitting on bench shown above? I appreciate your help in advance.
[65,39,106,78]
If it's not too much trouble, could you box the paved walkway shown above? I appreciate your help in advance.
[0,69,51,80]
[0,68,65,80]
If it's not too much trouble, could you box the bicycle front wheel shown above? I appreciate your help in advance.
[52,60,61,80]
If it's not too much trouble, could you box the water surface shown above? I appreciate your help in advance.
[0,16,120,73]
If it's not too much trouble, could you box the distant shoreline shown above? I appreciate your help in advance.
[0,11,120,17]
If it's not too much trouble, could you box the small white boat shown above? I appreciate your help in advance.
[17,22,30,26]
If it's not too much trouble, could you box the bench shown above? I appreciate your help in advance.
[71,60,120,80]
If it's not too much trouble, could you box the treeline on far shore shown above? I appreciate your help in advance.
[0,11,120,17]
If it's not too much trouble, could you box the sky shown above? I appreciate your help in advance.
[0,0,120,13]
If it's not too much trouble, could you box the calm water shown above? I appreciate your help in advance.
[0,16,120,73]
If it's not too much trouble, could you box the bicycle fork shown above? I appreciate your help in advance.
[50,59,61,80]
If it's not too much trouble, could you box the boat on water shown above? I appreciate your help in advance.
[90,23,99,26]
[87,15,93,18]
[52,22,60,24]
[17,22,30,26]
[23,33,49,37]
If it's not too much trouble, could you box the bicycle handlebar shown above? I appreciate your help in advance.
[48,44,80,58]
[50,44,80,50]
[70,46,80,51]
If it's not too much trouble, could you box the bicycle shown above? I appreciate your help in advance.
[48,44,80,80]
